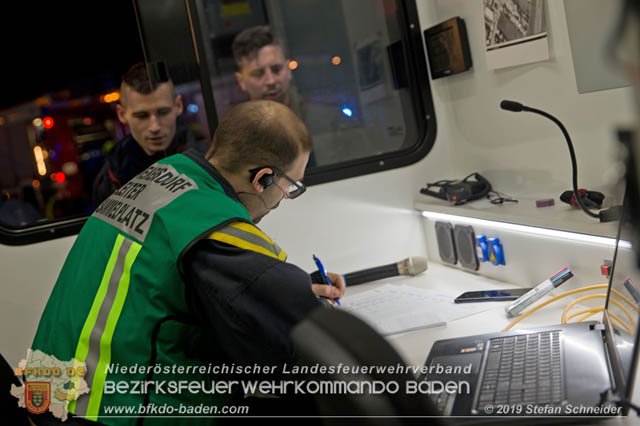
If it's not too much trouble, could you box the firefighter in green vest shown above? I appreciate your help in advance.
[29,100,345,425]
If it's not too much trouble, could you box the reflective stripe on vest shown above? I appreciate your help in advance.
[69,234,142,417]
[208,222,287,261]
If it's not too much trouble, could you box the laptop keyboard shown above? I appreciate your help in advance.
[476,331,565,411]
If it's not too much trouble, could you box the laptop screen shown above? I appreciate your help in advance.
[604,202,640,401]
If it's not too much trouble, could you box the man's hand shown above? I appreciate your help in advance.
[312,272,346,304]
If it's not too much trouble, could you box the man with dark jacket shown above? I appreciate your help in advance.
[92,63,194,207]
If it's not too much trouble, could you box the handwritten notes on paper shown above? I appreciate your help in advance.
[341,284,497,335]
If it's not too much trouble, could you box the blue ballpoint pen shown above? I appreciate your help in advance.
[312,254,341,305]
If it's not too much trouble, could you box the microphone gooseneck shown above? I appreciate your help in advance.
[500,100,606,221]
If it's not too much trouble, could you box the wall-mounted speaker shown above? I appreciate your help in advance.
[435,221,457,265]
[454,225,479,271]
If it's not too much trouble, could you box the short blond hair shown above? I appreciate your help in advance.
[207,101,312,174]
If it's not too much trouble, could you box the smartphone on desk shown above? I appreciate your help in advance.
[454,288,532,303]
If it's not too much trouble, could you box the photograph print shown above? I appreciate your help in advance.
[483,0,550,69]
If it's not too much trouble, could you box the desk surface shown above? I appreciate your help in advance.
[345,263,640,424]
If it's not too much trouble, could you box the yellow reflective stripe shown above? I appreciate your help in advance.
[228,222,274,244]
[86,241,141,418]
[209,231,279,259]
[68,234,125,414]
[277,249,287,262]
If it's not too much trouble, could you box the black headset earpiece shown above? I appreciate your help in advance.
[258,173,274,188]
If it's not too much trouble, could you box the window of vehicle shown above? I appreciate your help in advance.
[183,0,436,184]
[0,3,145,244]
[0,3,213,245]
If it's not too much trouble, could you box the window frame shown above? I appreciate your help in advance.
[188,0,437,186]
[0,217,86,246]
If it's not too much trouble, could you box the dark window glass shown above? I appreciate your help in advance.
[0,3,143,241]
[191,0,433,175]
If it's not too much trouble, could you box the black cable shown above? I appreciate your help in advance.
[620,399,640,415]
[426,179,456,187]
[488,190,518,205]
[461,172,480,182]
[598,387,640,416]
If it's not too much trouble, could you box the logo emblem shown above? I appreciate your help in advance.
[25,382,51,414]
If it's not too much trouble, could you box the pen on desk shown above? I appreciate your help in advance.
[312,254,341,306]
[505,267,574,318]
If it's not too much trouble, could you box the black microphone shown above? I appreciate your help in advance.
[343,257,428,286]
[500,100,525,112]
[500,100,620,222]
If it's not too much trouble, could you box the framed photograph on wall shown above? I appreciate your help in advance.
[483,0,550,70]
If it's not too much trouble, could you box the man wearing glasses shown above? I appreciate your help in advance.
[30,100,344,424]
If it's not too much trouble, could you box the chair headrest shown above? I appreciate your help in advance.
[291,307,440,420]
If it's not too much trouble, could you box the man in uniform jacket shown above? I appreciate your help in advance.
[30,100,345,425]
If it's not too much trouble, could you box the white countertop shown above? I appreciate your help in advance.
[344,262,640,424]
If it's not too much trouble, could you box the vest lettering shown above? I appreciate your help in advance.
[138,166,163,182]
[147,169,161,181]
[120,206,135,227]
[172,181,193,193]
[154,171,174,184]
[96,198,116,216]
[112,202,129,221]
[116,204,133,223]
[134,209,149,235]
[164,177,185,192]
[114,182,147,201]
[107,201,122,219]
[130,209,142,230]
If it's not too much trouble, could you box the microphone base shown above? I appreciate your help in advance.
[599,206,623,222]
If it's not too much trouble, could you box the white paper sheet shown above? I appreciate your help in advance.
[341,284,499,336]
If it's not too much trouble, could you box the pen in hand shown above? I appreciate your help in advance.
[313,254,341,306]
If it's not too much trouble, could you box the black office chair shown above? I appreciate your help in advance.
[291,307,442,426]
[1,352,31,426]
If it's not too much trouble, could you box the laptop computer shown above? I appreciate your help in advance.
[422,202,640,417]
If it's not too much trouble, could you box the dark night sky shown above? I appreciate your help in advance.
[1,1,144,110]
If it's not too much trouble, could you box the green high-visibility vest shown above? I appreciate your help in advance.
[31,153,283,425]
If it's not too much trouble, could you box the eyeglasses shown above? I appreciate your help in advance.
[249,166,306,199]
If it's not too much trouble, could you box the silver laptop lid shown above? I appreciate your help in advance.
[603,198,640,404]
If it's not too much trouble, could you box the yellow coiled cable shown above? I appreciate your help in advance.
[503,284,638,332]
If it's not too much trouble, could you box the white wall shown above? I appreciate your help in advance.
[1,237,75,366]
[427,0,636,198]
